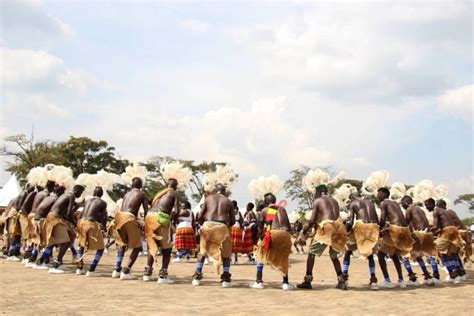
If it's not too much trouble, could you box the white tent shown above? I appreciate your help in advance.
[0,175,21,207]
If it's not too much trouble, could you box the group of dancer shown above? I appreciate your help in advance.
[0,164,471,291]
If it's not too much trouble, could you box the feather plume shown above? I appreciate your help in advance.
[26,167,48,187]
[390,182,407,202]
[121,163,148,186]
[202,165,236,193]
[248,175,284,201]
[361,170,390,196]
[333,183,357,208]
[302,169,346,193]
[160,162,193,190]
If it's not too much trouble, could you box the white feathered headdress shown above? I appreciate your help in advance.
[390,182,407,202]
[26,166,48,187]
[76,171,124,212]
[248,175,284,201]
[160,162,192,190]
[302,169,346,194]
[45,165,75,190]
[333,183,358,209]
[361,170,390,196]
[410,179,449,205]
[202,165,236,193]
[121,163,148,186]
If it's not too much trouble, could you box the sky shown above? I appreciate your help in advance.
[1,0,473,217]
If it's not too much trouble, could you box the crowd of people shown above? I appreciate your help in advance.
[0,164,471,291]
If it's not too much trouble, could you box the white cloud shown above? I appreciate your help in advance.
[180,19,210,33]
[437,84,473,121]
[1,0,75,47]
[228,2,472,104]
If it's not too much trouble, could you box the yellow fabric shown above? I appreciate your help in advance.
[115,212,142,249]
[411,231,437,258]
[314,219,347,253]
[435,226,464,255]
[19,213,30,241]
[199,221,231,274]
[144,213,171,256]
[379,225,414,258]
[26,213,37,244]
[44,213,70,246]
[350,221,380,259]
[459,230,472,262]
[256,230,292,276]
[6,208,21,237]
[77,219,105,251]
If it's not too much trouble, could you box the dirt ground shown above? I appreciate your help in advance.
[0,249,472,315]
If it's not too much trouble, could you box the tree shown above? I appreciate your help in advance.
[3,134,62,179]
[3,134,129,180]
[56,136,129,177]
[284,166,319,212]
[454,194,474,213]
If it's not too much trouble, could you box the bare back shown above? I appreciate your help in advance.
[121,189,147,217]
[20,191,37,215]
[380,200,407,227]
[200,194,234,226]
[312,195,340,224]
[50,193,75,220]
[82,197,107,225]
[31,190,50,213]
[150,190,177,215]
[445,209,466,230]
[433,207,455,231]
[261,206,290,231]
[35,195,59,220]
[405,205,430,231]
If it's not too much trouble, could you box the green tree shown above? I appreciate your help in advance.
[3,134,129,180]
[3,134,62,179]
[284,166,324,212]
[454,194,474,213]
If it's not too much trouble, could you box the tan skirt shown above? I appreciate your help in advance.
[348,221,380,259]
[379,225,414,258]
[77,219,105,251]
[435,226,464,255]
[199,221,231,274]
[411,231,437,258]
[314,219,348,253]
[114,212,142,249]
[255,230,292,276]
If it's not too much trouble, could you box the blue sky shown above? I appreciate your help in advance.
[1,0,472,217]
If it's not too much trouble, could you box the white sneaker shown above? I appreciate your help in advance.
[251,282,264,289]
[245,260,256,265]
[86,271,100,277]
[222,281,232,288]
[49,266,66,274]
[282,283,294,291]
[172,258,182,263]
[25,261,36,268]
[143,275,152,282]
[452,276,461,284]
[111,270,121,279]
[33,263,49,270]
[459,274,467,281]
[370,282,379,290]
[398,280,407,288]
[186,258,191,263]
[204,258,209,265]
[432,278,442,285]
[21,258,29,264]
[7,256,21,262]
[192,278,201,286]
[76,269,85,275]
[423,278,434,286]
[157,277,175,285]
[445,275,452,282]
[380,280,396,289]
[407,279,420,286]
[120,272,137,280]
[387,258,393,262]
[233,260,239,265]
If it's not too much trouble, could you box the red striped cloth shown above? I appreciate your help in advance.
[175,227,196,251]
[241,228,254,254]
[231,226,243,253]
